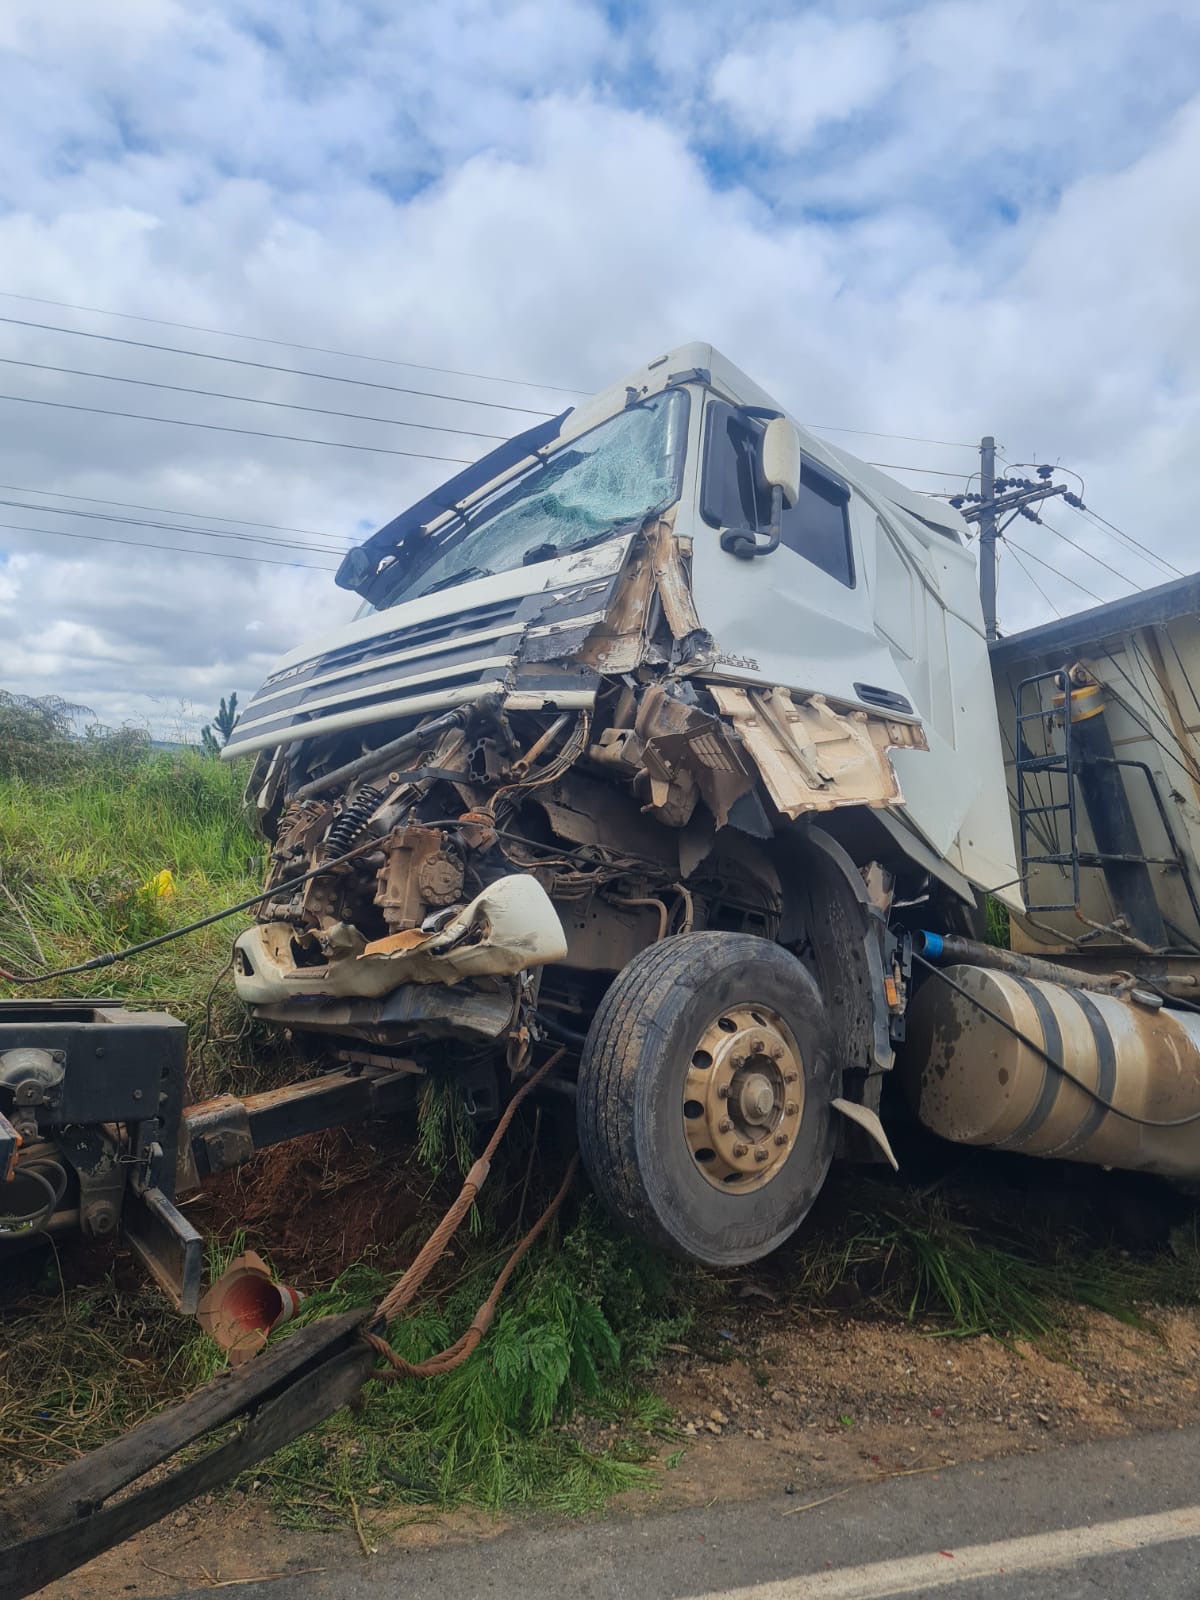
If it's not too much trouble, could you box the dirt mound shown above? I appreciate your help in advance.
[189,1123,452,1286]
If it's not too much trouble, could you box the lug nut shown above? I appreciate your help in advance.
[750,1037,765,1053]
[732,1142,748,1158]
[785,1101,799,1116]
[717,1083,731,1100]
[774,1133,787,1147]
[731,1054,746,1070]
[770,1045,784,1059]
[754,1147,770,1163]
[718,1118,733,1133]
[784,1072,798,1085]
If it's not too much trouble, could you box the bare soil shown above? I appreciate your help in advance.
[189,1124,452,1285]
[45,1297,1200,1599]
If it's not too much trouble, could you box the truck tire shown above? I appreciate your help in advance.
[576,932,838,1266]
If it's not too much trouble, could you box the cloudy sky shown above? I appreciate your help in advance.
[1,0,1198,737]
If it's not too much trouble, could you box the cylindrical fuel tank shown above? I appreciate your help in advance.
[903,965,1200,1179]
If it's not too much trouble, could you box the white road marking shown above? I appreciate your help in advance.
[683,1503,1200,1600]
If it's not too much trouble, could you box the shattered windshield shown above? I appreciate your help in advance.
[376,387,689,608]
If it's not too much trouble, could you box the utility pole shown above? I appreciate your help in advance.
[978,435,998,642]
[952,448,1082,640]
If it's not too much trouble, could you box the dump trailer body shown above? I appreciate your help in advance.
[990,575,1200,967]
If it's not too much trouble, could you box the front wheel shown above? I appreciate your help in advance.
[576,932,838,1267]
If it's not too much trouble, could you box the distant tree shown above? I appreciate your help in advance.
[200,692,239,758]
[0,691,91,779]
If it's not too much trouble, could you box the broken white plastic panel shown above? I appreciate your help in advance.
[361,874,569,981]
[233,875,569,1005]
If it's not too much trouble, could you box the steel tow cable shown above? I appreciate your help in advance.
[362,1048,579,1379]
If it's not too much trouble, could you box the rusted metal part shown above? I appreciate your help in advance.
[0,1310,377,1600]
[682,1004,804,1191]
[709,685,925,819]
[374,824,463,931]
[359,875,568,979]
[577,538,655,674]
[608,895,670,942]
[634,683,753,828]
[180,1064,420,1184]
[293,707,471,802]
[647,517,705,645]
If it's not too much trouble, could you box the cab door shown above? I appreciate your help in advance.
[686,401,913,718]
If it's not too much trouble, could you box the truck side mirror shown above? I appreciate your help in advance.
[335,546,374,593]
[760,417,801,508]
[719,415,802,560]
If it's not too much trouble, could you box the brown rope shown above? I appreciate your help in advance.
[362,1048,575,1381]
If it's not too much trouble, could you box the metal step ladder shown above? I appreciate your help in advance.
[1014,668,1081,912]
[1013,667,1200,930]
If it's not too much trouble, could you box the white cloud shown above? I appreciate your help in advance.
[0,0,1198,730]
[711,15,898,151]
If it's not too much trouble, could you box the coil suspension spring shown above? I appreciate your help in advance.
[325,784,385,858]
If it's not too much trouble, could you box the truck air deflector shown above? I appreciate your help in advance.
[337,410,573,598]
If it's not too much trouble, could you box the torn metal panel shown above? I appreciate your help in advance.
[647,517,703,642]
[247,980,517,1044]
[634,683,754,828]
[708,684,926,819]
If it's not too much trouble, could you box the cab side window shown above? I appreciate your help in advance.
[701,402,854,587]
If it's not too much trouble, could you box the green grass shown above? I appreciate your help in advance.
[0,719,266,1097]
[781,1176,1200,1345]
[1,1199,694,1521]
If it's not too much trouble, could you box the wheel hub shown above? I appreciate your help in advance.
[682,1005,804,1192]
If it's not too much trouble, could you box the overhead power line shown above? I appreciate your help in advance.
[1004,534,1105,604]
[0,304,1025,453]
[0,355,510,443]
[865,461,974,478]
[0,287,588,396]
[1005,544,1063,617]
[0,483,335,541]
[1070,501,1184,580]
[0,498,348,557]
[0,315,556,418]
[0,391,476,464]
[1001,454,1182,581]
[805,424,977,449]
[0,520,337,570]
[1039,514,1145,592]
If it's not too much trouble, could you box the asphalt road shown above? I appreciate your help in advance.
[167,1425,1200,1599]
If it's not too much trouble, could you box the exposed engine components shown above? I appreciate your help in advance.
[325,784,386,858]
[374,824,465,931]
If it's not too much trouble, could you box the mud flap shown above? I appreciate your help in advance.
[831,1097,900,1171]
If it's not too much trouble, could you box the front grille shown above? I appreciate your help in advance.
[312,596,524,678]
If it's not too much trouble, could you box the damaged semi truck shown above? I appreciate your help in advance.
[220,342,1200,1268]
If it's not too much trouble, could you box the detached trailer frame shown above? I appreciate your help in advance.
[0,999,422,1314]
